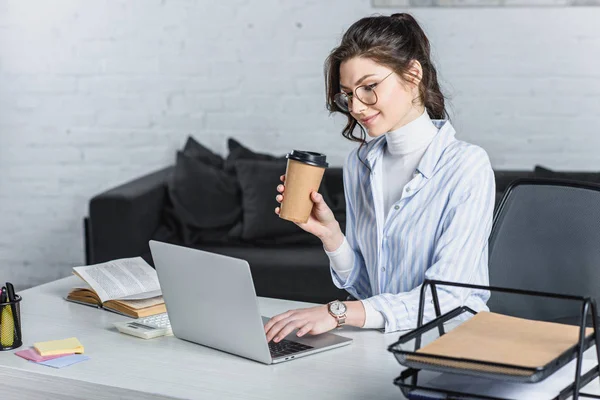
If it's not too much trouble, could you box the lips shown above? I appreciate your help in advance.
[361,113,379,125]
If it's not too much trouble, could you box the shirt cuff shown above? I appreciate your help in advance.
[324,237,354,281]
[360,299,386,329]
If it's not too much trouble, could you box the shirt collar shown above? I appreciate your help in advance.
[415,119,456,179]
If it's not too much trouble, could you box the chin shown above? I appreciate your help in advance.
[365,126,387,138]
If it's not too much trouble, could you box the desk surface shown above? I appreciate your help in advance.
[0,277,406,400]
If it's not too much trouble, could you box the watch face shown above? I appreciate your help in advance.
[330,301,347,316]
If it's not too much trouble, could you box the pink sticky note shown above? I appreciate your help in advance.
[15,348,75,362]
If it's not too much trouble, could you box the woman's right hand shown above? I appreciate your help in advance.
[275,175,344,251]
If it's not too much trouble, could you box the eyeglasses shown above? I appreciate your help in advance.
[334,72,394,113]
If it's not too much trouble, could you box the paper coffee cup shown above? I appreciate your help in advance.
[279,150,328,224]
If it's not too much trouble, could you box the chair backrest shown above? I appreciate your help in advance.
[487,179,600,323]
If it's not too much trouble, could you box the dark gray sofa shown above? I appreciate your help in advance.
[84,166,598,304]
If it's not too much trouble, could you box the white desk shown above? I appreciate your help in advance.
[3,277,600,400]
[0,277,407,400]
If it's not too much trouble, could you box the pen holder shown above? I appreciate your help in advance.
[0,294,22,351]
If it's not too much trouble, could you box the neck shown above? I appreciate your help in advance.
[385,110,438,156]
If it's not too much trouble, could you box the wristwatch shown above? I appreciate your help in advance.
[327,300,347,328]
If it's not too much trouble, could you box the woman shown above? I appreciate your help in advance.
[265,13,495,343]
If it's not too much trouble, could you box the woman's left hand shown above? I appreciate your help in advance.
[264,305,337,343]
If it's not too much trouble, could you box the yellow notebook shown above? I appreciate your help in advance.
[34,337,84,356]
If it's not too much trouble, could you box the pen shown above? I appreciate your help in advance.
[5,282,21,343]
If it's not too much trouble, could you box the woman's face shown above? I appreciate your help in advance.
[339,57,423,138]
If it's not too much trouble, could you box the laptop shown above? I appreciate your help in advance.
[149,240,352,364]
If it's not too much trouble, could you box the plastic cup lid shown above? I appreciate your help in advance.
[286,150,328,168]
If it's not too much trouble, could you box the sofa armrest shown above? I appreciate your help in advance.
[87,167,173,264]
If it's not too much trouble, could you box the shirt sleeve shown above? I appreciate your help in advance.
[329,151,373,300]
[361,299,386,329]
[326,238,386,329]
[324,237,355,281]
[364,150,496,333]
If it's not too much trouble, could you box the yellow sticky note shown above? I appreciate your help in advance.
[34,337,84,356]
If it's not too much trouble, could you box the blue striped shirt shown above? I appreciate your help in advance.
[331,120,495,333]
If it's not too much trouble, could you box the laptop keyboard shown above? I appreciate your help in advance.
[268,339,313,358]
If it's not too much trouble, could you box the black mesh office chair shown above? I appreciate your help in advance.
[487,179,600,324]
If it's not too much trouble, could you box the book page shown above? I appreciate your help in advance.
[73,257,161,303]
[111,296,165,310]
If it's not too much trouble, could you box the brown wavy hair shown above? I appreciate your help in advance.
[324,13,448,165]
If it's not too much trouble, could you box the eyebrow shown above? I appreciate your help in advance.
[339,74,377,90]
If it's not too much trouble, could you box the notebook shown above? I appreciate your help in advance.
[408,311,594,377]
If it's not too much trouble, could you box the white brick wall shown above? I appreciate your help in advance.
[1,0,599,289]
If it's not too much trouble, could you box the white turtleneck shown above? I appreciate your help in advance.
[325,110,439,329]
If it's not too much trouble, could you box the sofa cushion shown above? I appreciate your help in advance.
[234,159,326,243]
[323,168,345,213]
[182,136,224,169]
[224,138,286,173]
[168,151,241,230]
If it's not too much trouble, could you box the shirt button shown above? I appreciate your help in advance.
[381,266,386,272]
[394,205,400,210]
[405,187,411,192]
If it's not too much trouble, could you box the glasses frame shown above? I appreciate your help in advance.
[334,71,395,113]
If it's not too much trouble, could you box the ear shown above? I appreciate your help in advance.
[405,60,423,88]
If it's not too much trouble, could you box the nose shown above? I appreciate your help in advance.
[349,97,368,114]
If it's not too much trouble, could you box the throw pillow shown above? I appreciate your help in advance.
[168,151,241,229]
[234,159,328,242]
[225,137,338,210]
[534,166,600,185]
[182,136,224,169]
[224,138,286,173]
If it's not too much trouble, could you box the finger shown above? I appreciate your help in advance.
[275,207,280,215]
[277,184,285,193]
[264,311,293,333]
[311,192,329,211]
[297,322,314,337]
[280,175,286,183]
[266,320,289,343]
[274,320,306,342]
[276,194,283,203]
[266,316,301,342]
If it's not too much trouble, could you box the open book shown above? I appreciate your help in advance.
[66,257,167,319]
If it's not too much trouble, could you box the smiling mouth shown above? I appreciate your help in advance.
[361,113,379,125]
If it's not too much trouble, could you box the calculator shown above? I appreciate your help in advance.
[113,313,173,339]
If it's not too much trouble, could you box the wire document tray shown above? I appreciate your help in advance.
[387,280,600,400]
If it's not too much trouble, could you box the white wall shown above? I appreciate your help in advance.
[1,0,599,289]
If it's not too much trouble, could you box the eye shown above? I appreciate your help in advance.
[363,83,378,92]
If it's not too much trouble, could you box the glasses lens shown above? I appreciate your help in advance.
[334,93,349,112]
[356,86,377,106]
